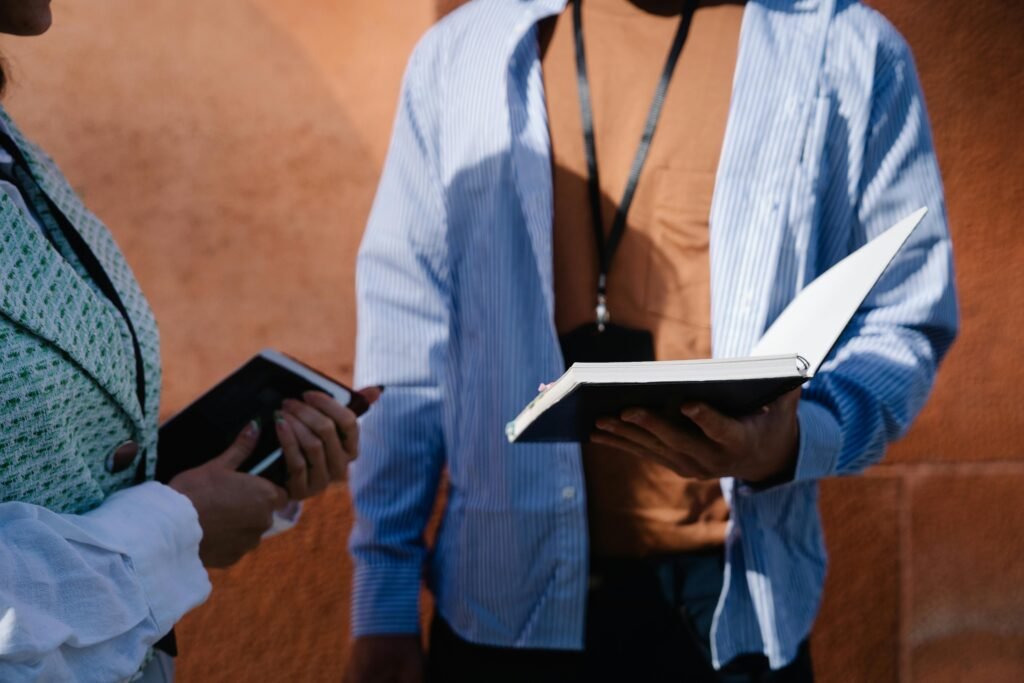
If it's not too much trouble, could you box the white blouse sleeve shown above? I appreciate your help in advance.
[0,482,212,683]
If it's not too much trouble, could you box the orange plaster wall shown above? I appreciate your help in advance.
[2,1,434,680]
[1,0,1021,680]
[812,2,1024,680]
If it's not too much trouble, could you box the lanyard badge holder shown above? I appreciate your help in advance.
[558,0,699,367]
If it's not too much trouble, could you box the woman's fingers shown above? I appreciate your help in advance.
[273,392,363,499]
[283,397,344,482]
[275,411,308,500]
[280,403,330,496]
[302,391,360,477]
[355,385,383,407]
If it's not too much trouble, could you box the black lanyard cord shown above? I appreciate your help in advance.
[573,0,699,328]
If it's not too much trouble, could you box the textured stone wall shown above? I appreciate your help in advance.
[2,0,1020,680]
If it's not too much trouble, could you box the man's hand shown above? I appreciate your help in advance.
[591,387,802,484]
[169,421,288,568]
[344,635,424,683]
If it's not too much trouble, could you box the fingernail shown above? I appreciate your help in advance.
[622,410,642,422]
[274,410,286,426]
[376,385,386,393]
[247,419,261,437]
[595,419,613,431]
[681,404,700,417]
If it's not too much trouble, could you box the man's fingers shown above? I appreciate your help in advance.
[212,419,261,470]
[590,432,651,460]
[680,403,740,445]
[769,386,803,414]
[595,417,667,454]
[599,410,724,480]
[620,408,712,456]
[590,432,709,478]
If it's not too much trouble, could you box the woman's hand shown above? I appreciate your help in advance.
[169,421,288,568]
[275,387,382,500]
[591,387,802,485]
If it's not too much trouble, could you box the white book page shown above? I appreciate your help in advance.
[750,208,927,375]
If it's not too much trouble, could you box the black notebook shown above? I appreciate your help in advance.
[506,208,927,443]
[156,349,368,486]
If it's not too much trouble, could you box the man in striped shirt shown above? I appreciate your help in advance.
[346,1,957,681]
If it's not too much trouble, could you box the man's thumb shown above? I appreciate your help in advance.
[212,419,261,470]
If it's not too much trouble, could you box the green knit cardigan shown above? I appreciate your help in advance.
[0,107,162,515]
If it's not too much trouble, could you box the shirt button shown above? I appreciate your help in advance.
[561,486,577,501]
[106,440,139,474]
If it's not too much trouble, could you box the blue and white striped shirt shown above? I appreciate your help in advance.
[351,0,957,669]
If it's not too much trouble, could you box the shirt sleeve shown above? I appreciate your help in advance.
[348,31,449,638]
[0,482,212,683]
[774,32,959,485]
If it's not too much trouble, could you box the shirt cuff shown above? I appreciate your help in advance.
[82,482,212,636]
[792,399,843,482]
[262,501,303,539]
[351,562,423,637]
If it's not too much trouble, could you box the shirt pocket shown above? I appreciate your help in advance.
[643,167,714,330]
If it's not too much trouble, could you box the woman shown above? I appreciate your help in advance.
[0,2,375,681]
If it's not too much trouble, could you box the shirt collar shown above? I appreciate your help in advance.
[511,0,568,36]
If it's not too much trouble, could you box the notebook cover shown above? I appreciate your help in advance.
[156,355,365,486]
[513,375,808,443]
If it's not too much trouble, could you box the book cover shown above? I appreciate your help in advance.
[156,349,366,486]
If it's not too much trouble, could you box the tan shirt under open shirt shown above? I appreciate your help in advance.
[541,0,744,557]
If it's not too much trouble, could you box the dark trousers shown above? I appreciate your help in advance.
[427,551,813,683]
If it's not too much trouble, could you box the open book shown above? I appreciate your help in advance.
[506,208,928,443]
